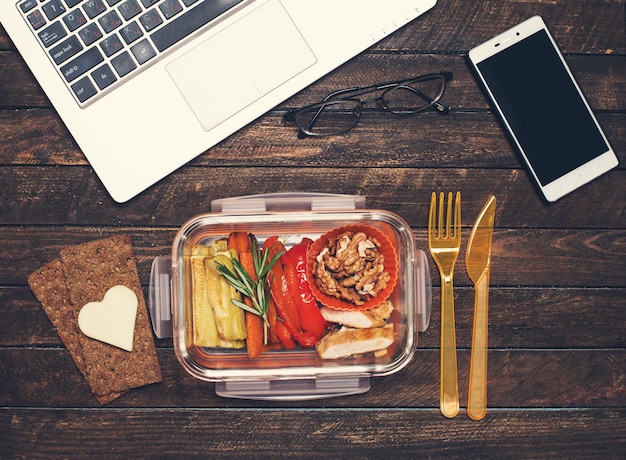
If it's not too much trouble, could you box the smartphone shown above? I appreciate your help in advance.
[468,16,618,202]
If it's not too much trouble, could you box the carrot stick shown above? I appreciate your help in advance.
[238,251,263,358]
[244,310,263,358]
[238,251,257,281]
[228,231,250,254]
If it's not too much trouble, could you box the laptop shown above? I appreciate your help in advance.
[1,0,437,202]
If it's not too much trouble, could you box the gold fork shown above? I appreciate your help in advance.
[428,191,461,418]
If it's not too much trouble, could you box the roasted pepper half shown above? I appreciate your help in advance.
[281,238,327,341]
[263,236,317,348]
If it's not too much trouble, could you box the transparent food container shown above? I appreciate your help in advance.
[149,193,431,400]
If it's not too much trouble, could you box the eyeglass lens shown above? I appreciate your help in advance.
[294,99,362,136]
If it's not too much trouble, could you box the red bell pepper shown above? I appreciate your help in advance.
[274,314,296,350]
[281,238,327,340]
[263,236,317,348]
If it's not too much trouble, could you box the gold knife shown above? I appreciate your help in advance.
[465,195,496,420]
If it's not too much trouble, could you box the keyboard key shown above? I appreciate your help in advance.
[60,46,104,82]
[20,0,39,13]
[106,0,123,5]
[42,0,66,20]
[119,21,143,44]
[141,0,159,7]
[158,0,182,20]
[99,10,122,33]
[27,10,47,30]
[139,9,162,32]
[38,21,67,48]
[111,51,137,77]
[63,9,87,31]
[131,38,156,64]
[71,76,98,102]
[119,0,142,20]
[49,35,83,64]
[91,63,117,89]
[151,0,243,52]
[78,23,103,45]
[100,33,124,56]
[182,0,199,6]
[64,0,83,8]
[83,0,107,19]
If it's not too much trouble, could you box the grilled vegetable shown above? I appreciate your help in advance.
[191,246,218,347]
[217,234,283,354]
[281,238,327,341]
[207,254,246,343]
[263,236,317,348]
[191,241,246,348]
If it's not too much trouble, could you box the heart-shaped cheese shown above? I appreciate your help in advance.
[78,285,138,352]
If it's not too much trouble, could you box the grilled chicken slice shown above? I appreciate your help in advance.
[319,300,394,328]
[316,324,394,359]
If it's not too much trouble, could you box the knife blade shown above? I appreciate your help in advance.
[465,195,496,421]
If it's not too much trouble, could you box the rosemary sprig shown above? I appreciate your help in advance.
[215,239,282,342]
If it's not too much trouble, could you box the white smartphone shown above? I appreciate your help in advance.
[468,16,618,202]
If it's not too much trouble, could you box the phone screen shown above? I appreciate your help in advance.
[475,29,609,186]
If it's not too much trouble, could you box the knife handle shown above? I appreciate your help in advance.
[467,268,490,420]
[440,274,459,418]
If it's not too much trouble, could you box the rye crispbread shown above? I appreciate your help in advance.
[28,235,162,403]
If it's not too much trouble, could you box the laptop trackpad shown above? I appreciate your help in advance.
[166,0,317,131]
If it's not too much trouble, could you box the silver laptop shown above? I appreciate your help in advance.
[1,0,437,202]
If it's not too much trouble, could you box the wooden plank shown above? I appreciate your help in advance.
[4,286,625,348]
[0,168,624,228]
[0,24,14,50]
[0,51,44,108]
[1,349,625,408]
[1,408,625,457]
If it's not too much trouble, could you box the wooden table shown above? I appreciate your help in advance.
[1,0,625,457]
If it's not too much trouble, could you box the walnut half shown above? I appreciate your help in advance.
[313,231,391,306]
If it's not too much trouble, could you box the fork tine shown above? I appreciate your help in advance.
[437,192,444,238]
[454,191,461,240]
[446,191,453,238]
[428,192,437,240]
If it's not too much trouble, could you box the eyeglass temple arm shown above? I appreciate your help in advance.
[401,86,450,115]
[332,73,451,101]
[307,72,453,107]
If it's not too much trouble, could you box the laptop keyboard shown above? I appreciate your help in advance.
[17,0,245,104]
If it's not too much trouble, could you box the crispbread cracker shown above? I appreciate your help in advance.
[59,235,162,396]
[28,259,85,373]
[28,258,127,403]
[28,235,161,403]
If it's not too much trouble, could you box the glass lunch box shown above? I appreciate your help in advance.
[149,193,431,400]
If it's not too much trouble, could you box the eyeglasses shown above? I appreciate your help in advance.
[284,71,453,138]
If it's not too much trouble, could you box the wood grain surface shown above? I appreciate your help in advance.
[1,0,625,457]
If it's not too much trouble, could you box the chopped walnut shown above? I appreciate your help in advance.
[314,231,391,306]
